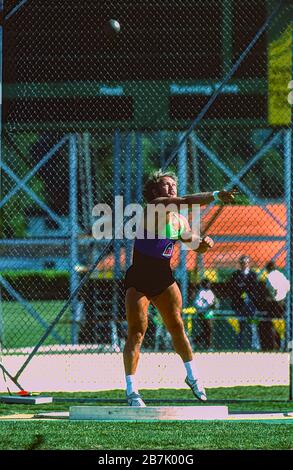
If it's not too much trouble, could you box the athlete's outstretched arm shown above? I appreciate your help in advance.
[151,188,238,208]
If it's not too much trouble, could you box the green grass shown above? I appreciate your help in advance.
[2,301,71,348]
[1,421,293,451]
[1,386,293,450]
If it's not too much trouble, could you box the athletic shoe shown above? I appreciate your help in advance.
[185,376,207,402]
[126,392,146,407]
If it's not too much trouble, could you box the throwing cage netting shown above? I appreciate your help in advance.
[0,0,292,398]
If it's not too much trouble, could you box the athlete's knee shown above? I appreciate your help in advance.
[167,317,185,336]
[127,329,146,347]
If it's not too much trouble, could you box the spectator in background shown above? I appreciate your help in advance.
[192,279,218,351]
[259,261,290,350]
[228,255,260,349]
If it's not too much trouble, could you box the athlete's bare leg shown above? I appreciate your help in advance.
[123,287,150,375]
[151,282,193,362]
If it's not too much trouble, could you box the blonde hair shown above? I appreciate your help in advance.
[142,169,178,202]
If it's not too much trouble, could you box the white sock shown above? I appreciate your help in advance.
[126,375,138,395]
[184,360,199,382]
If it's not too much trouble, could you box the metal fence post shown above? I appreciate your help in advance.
[69,134,79,345]
[285,128,292,350]
[125,132,132,269]
[83,132,94,229]
[135,132,143,204]
[112,130,121,350]
[178,133,188,307]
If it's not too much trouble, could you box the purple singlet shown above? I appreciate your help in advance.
[134,234,175,260]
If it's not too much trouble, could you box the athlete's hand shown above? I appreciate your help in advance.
[218,187,239,204]
[196,236,214,253]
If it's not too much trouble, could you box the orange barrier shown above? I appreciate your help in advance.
[97,204,287,271]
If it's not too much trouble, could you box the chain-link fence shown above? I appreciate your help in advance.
[0,0,292,392]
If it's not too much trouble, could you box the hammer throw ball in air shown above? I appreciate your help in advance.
[104,19,121,37]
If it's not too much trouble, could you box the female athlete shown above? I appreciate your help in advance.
[123,170,237,406]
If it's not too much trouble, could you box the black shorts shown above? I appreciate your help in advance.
[124,251,175,299]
